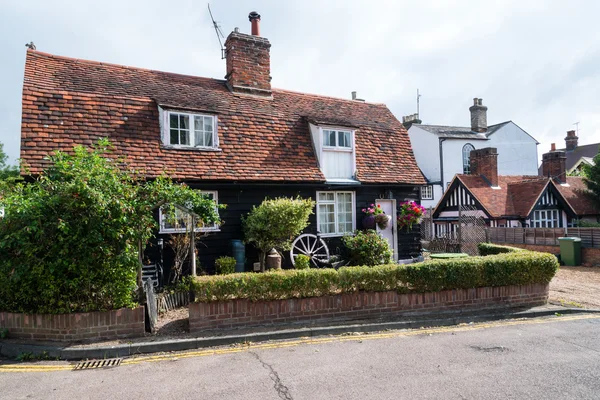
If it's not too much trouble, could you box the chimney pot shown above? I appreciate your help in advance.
[550,143,556,151]
[351,91,357,100]
[249,11,261,36]
[234,27,239,33]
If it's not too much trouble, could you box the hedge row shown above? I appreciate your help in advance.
[478,242,526,256]
[191,251,558,302]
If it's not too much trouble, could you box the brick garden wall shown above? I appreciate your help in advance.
[189,284,548,333]
[505,243,600,266]
[0,307,145,341]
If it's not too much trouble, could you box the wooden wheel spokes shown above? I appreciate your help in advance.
[290,234,330,268]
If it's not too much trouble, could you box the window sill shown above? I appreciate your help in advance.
[323,147,353,153]
[159,228,221,234]
[161,145,222,152]
[319,232,351,238]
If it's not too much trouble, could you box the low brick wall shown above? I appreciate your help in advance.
[189,284,548,332]
[0,307,145,341]
[505,243,600,266]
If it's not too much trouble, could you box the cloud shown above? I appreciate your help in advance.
[0,0,598,164]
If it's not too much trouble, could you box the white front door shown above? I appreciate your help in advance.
[376,199,398,262]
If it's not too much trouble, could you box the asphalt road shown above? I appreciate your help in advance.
[2,314,600,400]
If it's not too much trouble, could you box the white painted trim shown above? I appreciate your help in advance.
[316,190,356,237]
[161,108,219,149]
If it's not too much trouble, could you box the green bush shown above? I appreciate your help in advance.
[242,196,315,271]
[342,230,393,266]
[215,256,237,275]
[294,254,311,270]
[191,251,558,302]
[0,140,220,314]
[478,243,526,256]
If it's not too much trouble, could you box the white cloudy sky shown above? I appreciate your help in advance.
[1,0,599,164]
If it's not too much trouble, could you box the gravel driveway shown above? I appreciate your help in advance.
[549,266,600,309]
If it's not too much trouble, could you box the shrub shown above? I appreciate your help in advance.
[0,140,220,314]
[478,243,525,256]
[242,196,315,271]
[191,251,558,302]
[215,256,237,275]
[342,230,393,266]
[294,254,311,270]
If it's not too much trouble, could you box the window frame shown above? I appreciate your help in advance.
[162,110,219,149]
[321,128,354,152]
[316,191,356,237]
[159,191,220,234]
[531,209,560,228]
[462,143,475,174]
[421,185,434,200]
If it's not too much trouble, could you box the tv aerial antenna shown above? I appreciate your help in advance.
[208,4,225,59]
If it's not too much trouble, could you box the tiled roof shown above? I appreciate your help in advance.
[415,121,510,139]
[454,174,598,217]
[20,50,425,184]
[557,177,599,216]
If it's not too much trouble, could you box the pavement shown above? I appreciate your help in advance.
[1,313,600,399]
[1,304,598,360]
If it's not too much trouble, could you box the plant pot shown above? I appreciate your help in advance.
[362,215,376,230]
[375,214,391,230]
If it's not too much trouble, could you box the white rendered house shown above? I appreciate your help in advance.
[406,98,540,209]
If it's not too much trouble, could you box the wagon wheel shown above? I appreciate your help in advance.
[290,234,330,268]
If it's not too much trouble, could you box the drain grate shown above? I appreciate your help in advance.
[74,358,122,370]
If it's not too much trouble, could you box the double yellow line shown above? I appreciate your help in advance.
[2,313,598,373]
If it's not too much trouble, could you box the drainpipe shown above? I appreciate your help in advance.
[439,138,446,189]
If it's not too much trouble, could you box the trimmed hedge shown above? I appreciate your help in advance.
[192,251,558,302]
[478,242,526,256]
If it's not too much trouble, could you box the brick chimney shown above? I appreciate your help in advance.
[402,113,422,129]
[470,147,498,187]
[565,130,578,151]
[542,150,567,183]
[469,98,488,133]
[224,11,272,97]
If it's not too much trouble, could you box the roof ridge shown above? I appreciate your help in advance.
[26,49,222,84]
[272,88,386,107]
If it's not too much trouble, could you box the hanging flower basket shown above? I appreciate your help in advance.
[362,215,376,230]
[375,214,391,230]
[397,201,425,231]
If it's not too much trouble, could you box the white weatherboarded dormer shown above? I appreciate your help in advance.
[309,122,357,183]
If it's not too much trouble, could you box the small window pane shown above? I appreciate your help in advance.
[170,129,179,145]
[170,114,179,128]
[204,131,213,147]
[204,117,213,132]
[180,131,190,145]
[195,116,204,132]
[194,130,204,147]
[338,131,351,148]
[180,115,189,129]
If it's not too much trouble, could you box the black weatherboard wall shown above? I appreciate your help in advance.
[148,183,421,281]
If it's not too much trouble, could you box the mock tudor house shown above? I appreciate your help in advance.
[538,130,598,176]
[406,99,539,209]
[19,12,425,277]
[432,147,599,237]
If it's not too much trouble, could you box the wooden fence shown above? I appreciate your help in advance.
[486,227,600,248]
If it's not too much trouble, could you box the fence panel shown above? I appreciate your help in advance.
[487,227,600,248]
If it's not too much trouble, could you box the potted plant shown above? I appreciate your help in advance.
[397,201,425,231]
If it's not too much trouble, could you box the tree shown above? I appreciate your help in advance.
[582,145,600,209]
[0,141,19,180]
[0,139,220,314]
[242,197,315,271]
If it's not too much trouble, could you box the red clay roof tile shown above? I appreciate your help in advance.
[20,50,425,184]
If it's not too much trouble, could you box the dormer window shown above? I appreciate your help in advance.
[162,110,218,149]
[309,123,357,182]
